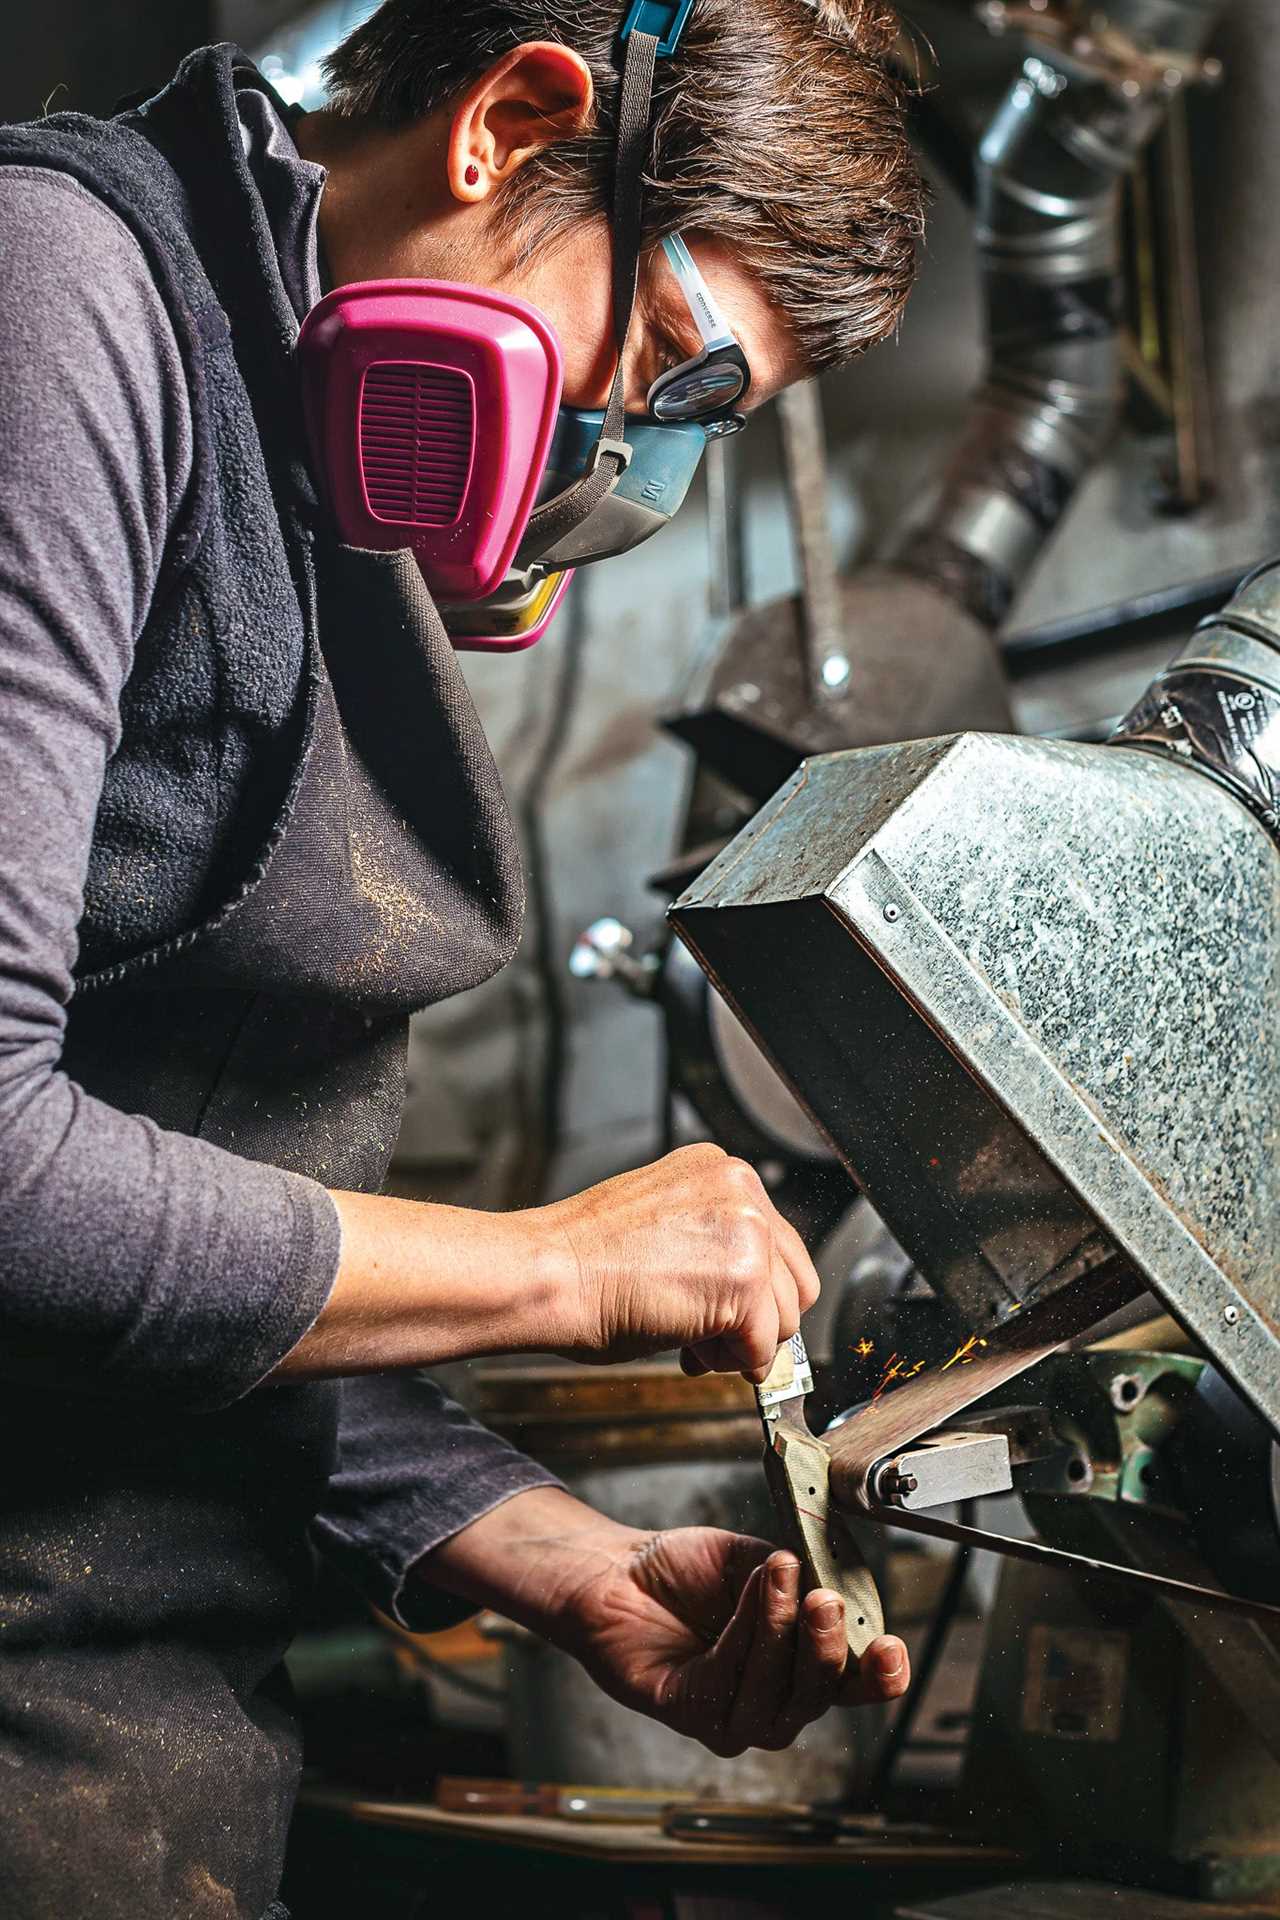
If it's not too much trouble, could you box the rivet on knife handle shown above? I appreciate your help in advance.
[756,1334,885,1660]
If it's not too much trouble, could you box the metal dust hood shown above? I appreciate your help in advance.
[670,733,1280,1442]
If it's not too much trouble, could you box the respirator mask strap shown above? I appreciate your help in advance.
[517,22,660,564]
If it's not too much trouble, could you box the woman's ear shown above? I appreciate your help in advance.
[447,41,593,203]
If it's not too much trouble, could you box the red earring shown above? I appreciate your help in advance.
[464,163,480,187]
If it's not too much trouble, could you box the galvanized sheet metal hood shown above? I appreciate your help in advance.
[670,734,1280,1442]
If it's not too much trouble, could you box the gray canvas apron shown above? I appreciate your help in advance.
[0,539,524,1920]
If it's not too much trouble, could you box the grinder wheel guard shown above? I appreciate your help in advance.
[673,721,1280,1455]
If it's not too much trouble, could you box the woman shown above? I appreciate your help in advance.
[0,2,922,1911]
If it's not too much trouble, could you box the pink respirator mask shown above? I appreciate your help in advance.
[298,278,573,652]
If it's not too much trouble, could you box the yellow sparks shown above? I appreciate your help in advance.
[941,1333,989,1372]
[861,1352,928,1412]
[855,1337,875,1359]
[866,1351,903,1411]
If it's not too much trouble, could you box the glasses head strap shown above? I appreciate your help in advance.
[519,3,693,563]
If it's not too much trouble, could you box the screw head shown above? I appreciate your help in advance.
[883,903,901,923]
[1224,1304,1240,1326]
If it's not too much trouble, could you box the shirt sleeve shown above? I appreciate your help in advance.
[0,166,342,1408]
[313,1374,564,1630]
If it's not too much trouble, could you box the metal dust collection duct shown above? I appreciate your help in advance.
[669,558,1280,1445]
[898,0,1225,628]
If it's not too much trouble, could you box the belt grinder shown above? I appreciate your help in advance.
[753,1275,1280,1680]
[675,564,1280,1674]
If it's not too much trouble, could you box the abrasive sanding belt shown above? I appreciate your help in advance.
[762,1262,1280,1641]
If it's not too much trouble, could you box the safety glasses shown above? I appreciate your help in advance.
[647,233,752,436]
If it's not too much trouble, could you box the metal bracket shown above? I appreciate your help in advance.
[619,0,696,58]
[976,2,1223,98]
[774,381,849,702]
[872,1429,1013,1511]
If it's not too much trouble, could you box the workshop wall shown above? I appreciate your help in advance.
[0,0,215,120]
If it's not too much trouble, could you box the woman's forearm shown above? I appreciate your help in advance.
[269,1188,575,1379]
[270,1144,824,1383]
[411,1484,641,1647]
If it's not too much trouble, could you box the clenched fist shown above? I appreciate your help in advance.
[533,1142,820,1380]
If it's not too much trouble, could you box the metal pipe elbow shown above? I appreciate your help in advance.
[895,0,1224,629]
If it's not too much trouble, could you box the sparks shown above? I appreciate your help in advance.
[854,1337,875,1359]
[941,1333,989,1372]
[865,1351,903,1411]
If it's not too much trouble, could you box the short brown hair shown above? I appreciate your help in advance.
[323,0,923,371]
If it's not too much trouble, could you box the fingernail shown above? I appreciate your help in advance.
[813,1602,840,1631]
[770,1557,798,1591]
[877,1648,907,1680]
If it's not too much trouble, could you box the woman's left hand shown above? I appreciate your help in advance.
[561,1523,909,1756]
[418,1488,909,1757]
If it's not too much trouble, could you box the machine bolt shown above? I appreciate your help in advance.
[1065,1453,1094,1492]
[874,1463,919,1506]
[883,903,901,923]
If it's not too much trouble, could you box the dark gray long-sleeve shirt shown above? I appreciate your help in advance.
[0,84,555,1627]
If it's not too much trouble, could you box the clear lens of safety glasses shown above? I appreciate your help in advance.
[648,234,753,430]
[650,355,749,422]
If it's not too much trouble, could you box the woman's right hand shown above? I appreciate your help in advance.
[532,1142,820,1381]
[276,1143,819,1384]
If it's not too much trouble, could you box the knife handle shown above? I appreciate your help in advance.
[757,1338,885,1660]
